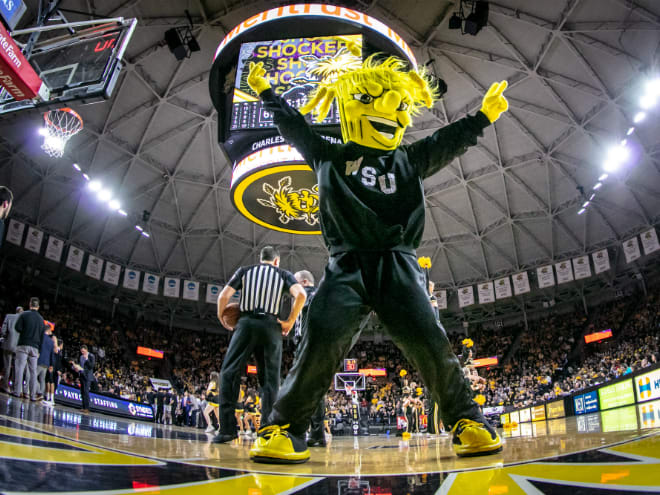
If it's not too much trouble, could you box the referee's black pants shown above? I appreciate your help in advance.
[268,251,482,437]
[219,314,282,436]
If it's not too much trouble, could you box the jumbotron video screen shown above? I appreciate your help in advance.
[230,34,362,130]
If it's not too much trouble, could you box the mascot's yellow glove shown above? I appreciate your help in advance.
[480,80,509,123]
[247,61,271,95]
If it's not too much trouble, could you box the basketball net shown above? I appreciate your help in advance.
[41,108,83,158]
[345,383,354,398]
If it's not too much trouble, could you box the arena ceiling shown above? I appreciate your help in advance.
[1,0,659,324]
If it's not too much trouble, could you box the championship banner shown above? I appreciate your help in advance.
[477,282,495,304]
[142,273,160,295]
[206,284,222,304]
[123,269,140,290]
[622,237,641,263]
[572,255,591,280]
[44,236,64,262]
[536,265,555,288]
[554,261,573,284]
[592,249,610,274]
[103,262,121,286]
[458,286,474,308]
[65,246,84,271]
[640,228,659,255]
[85,255,103,280]
[512,271,530,295]
[164,277,180,298]
[6,219,24,245]
[149,378,173,390]
[183,280,199,301]
[24,226,43,253]
[436,289,447,310]
[494,276,512,299]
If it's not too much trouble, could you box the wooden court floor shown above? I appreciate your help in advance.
[1,394,659,494]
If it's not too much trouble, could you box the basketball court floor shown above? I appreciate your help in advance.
[0,393,659,494]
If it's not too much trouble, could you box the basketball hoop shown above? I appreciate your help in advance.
[41,108,83,158]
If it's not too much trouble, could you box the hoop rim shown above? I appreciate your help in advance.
[43,107,84,132]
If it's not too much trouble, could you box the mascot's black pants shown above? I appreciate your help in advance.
[220,314,282,435]
[269,250,482,437]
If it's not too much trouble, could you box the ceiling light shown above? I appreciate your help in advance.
[118,209,128,216]
[582,201,590,208]
[141,231,150,238]
[589,194,595,200]
[97,189,112,201]
[578,208,586,215]
[603,160,619,172]
[645,78,660,96]
[88,180,102,192]
[598,174,608,181]
[633,111,646,123]
[607,144,629,163]
[448,13,462,29]
[135,225,144,232]
[639,94,657,110]
[73,163,81,171]
[108,199,121,211]
[82,174,90,181]
[593,182,603,190]
[626,127,635,135]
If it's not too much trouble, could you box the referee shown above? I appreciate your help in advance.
[213,246,306,444]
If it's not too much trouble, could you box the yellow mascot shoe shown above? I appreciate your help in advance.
[451,419,503,457]
[249,424,310,464]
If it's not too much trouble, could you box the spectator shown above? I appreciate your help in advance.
[13,297,46,401]
[1,306,23,393]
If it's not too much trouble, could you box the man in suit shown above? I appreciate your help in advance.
[1,306,23,393]
[75,345,95,413]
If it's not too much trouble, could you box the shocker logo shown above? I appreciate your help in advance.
[257,176,320,226]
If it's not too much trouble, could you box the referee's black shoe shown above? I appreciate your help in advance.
[250,424,310,464]
[306,436,326,447]
[212,432,237,444]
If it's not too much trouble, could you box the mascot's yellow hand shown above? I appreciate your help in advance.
[247,61,271,95]
[480,80,508,123]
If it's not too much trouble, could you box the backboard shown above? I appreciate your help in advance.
[334,372,365,392]
[0,17,136,114]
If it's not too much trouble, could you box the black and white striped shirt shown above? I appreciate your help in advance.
[228,263,297,316]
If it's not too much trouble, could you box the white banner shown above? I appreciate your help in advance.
[436,289,447,310]
[6,220,24,245]
[183,280,199,301]
[164,277,180,298]
[149,378,173,390]
[65,247,84,271]
[206,284,222,304]
[512,272,531,295]
[592,249,610,274]
[477,282,495,304]
[640,228,659,255]
[142,273,160,295]
[537,265,555,288]
[572,256,591,280]
[622,237,641,263]
[85,255,103,280]
[458,286,475,308]
[24,226,43,253]
[123,269,140,290]
[554,261,574,284]
[494,276,512,299]
[103,262,121,286]
[44,236,64,262]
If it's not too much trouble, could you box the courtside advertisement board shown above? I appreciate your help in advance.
[55,384,154,421]
[546,399,566,419]
[573,390,599,415]
[635,367,660,403]
[519,408,531,422]
[599,379,635,411]
[532,405,546,422]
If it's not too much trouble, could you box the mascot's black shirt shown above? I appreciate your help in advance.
[261,89,490,255]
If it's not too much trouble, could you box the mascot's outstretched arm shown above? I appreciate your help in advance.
[480,81,509,123]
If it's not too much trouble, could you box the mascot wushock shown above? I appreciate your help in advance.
[246,54,508,464]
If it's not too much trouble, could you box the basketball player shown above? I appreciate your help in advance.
[247,56,507,463]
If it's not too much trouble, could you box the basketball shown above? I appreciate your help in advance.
[221,302,241,328]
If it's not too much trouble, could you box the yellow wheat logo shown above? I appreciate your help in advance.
[257,177,320,226]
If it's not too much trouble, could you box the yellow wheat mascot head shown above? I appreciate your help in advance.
[300,54,440,150]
